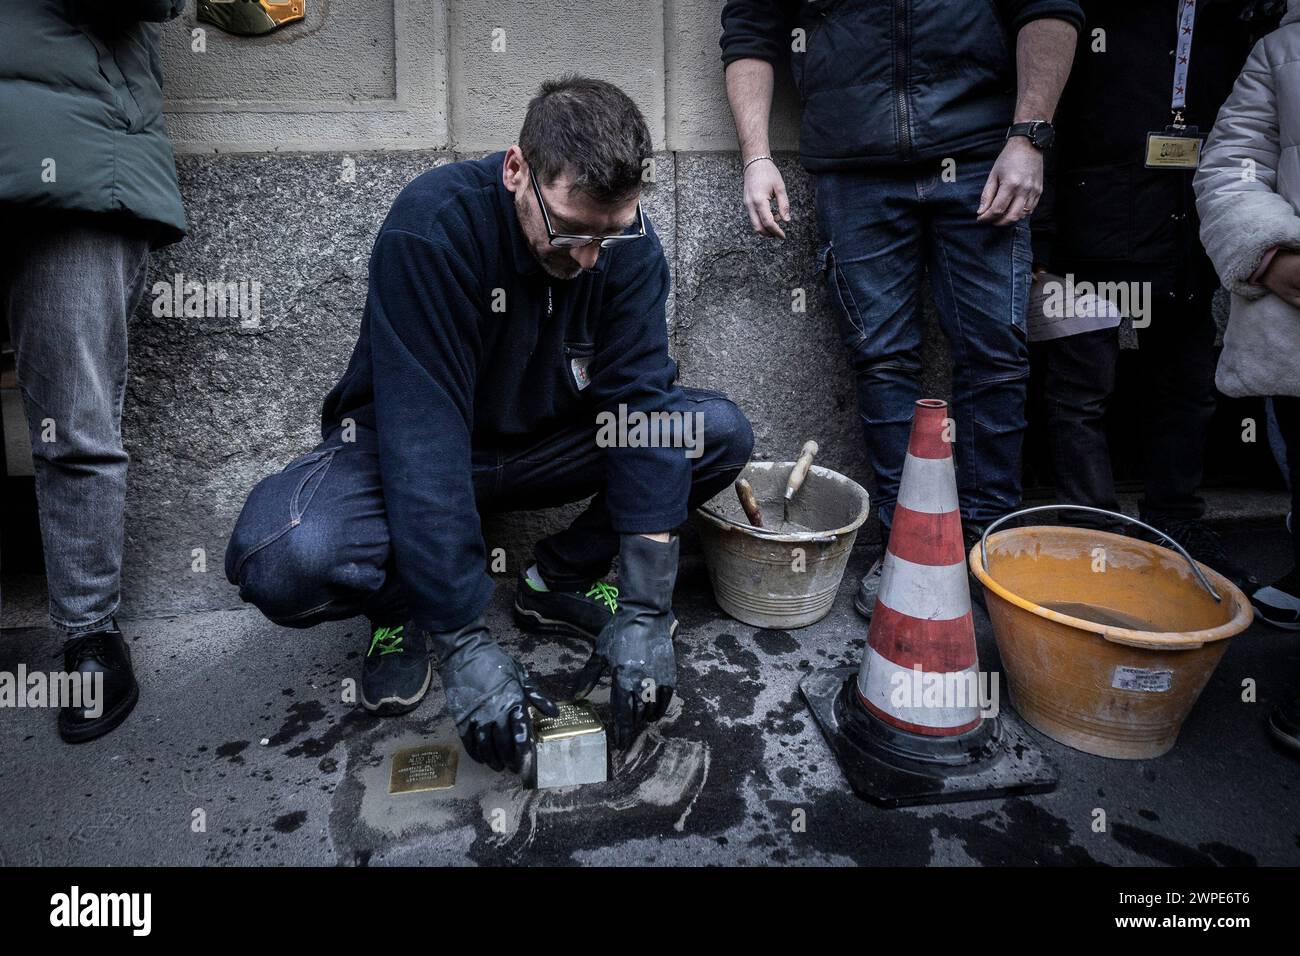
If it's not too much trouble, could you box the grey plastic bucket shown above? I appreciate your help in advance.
[694,461,870,629]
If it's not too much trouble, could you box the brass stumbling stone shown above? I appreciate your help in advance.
[528,700,608,790]
[388,744,458,795]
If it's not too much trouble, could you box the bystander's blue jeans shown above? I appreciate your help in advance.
[2,214,150,632]
[815,156,1032,530]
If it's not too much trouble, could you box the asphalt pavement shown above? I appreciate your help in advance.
[1,524,1297,867]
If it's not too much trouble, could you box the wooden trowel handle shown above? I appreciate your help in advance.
[785,441,819,500]
[734,478,764,528]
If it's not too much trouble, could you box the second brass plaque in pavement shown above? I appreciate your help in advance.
[389,744,458,795]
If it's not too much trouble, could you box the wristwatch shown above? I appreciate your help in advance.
[1007,120,1056,151]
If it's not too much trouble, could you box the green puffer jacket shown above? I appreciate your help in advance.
[0,0,187,246]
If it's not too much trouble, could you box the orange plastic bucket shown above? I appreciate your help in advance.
[969,507,1254,759]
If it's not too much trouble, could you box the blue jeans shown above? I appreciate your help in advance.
[815,157,1032,530]
[2,214,150,633]
[224,388,753,629]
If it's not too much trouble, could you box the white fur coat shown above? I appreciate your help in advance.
[1195,0,1300,397]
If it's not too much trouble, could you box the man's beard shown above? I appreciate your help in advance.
[517,193,586,280]
[535,247,584,280]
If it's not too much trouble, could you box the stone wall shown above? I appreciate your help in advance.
[113,0,944,614]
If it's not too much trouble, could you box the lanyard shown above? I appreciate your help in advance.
[1171,0,1197,124]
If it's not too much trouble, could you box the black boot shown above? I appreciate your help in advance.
[58,624,140,744]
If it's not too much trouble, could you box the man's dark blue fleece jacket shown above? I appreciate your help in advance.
[719,0,1084,171]
[321,153,688,632]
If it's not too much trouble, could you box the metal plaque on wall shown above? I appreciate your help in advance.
[197,0,306,37]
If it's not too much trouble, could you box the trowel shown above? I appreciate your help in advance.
[783,440,819,522]
[734,477,765,528]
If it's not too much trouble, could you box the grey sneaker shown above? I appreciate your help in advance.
[1251,569,1300,631]
[853,557,884,620]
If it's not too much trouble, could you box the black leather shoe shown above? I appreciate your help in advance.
[57,626,140,744]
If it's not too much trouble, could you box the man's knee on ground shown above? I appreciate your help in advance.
[230,520,358,624]
[225,504,359,625]
[697,397,755,468]
[224,480,277,587]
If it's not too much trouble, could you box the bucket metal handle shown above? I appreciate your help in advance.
[713,515,838,544]
[977,505,1222,604]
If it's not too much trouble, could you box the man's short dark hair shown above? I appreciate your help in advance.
[518,76,651,205]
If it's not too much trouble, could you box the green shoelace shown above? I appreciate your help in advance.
[368,625,405,657]
[585,581,619,614]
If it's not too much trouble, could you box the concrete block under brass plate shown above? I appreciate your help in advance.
[528,700,608,790]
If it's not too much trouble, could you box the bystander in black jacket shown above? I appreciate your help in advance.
[1027,0,1282,554]
[719,0,1084,171]
[1035,0,1281,301]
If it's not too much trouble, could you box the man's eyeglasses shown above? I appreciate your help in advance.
[528,169,646,249]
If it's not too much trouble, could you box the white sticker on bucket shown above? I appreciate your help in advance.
[1112,666,1174,693]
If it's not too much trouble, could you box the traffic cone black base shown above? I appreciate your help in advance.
[800,668,1058,809]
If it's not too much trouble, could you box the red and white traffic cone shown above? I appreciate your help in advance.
[801,399,1057,807]
[857,398,981,737]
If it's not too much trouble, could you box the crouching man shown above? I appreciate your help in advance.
[225,77,754,773]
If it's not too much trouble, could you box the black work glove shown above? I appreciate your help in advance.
[572,534,679,748]
[433,615,558,773]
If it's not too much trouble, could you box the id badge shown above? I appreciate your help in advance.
[1145,126,1203,170]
